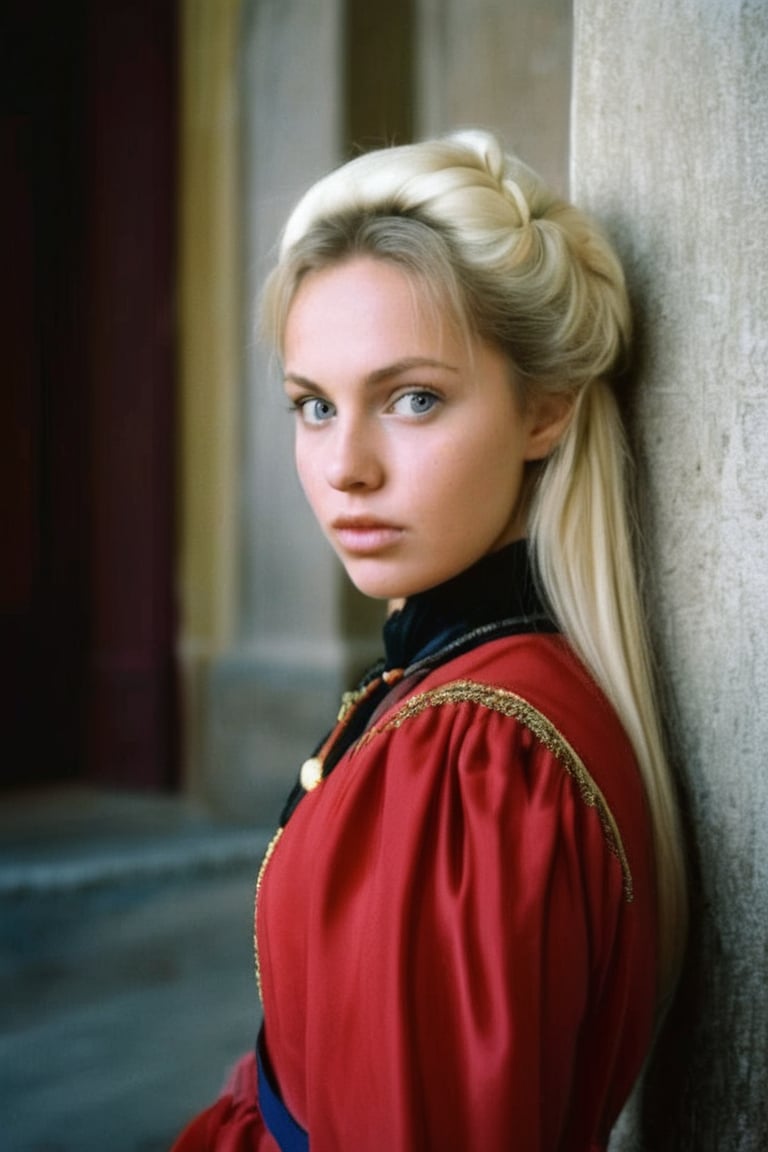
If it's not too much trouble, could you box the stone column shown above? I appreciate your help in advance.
[572,2,768,1148]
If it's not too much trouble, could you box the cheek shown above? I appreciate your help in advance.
[410,448,493,530]
[437,427,519,495]
[437,429,525,524]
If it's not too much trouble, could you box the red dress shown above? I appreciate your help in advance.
[173,630,657,1152]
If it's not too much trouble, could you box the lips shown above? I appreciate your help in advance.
[331,516,404,554]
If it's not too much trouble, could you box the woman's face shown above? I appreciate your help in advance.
[282,257,552,600]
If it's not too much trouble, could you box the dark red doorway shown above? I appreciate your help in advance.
[1,0,178,791]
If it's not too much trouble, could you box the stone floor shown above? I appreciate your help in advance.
[0,789,272,1152]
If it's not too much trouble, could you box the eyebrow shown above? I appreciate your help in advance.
[283,357,460,391]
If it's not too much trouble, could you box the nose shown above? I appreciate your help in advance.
[325,417,384,492]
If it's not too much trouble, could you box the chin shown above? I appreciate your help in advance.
[341,559,443,602]
[345,573,406,602]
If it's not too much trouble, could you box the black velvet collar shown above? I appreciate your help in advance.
[382,538,557,673]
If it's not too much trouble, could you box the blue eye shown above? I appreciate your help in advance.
[391,391,440,417]
[298,397,336,425]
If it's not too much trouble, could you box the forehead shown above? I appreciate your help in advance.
[284,256,470,360]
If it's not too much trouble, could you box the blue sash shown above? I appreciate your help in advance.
[256,1028,309,1152]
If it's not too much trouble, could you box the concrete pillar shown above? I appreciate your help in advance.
[416,0,573,194]
[572,2,768,1148]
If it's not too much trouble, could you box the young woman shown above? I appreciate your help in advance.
[173,130,687,1152]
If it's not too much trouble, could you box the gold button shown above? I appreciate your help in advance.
[300,757,323,791]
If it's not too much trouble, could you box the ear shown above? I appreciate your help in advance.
[523,391,575,461]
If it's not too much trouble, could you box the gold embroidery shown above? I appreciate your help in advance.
[357,679,634,902]
[254,826,284,1002]
[338,669,403,723]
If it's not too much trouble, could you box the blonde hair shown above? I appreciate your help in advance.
[261,130,687,999]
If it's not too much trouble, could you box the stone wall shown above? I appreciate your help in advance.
[572,2,768,1148]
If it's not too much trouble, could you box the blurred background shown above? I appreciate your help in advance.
[1,1,571,1147]
[4,2,767,1150]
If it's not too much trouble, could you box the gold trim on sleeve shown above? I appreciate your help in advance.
[358,679,634,902]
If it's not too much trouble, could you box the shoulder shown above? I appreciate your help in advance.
[369,633,632,773]
[355,633,649,904]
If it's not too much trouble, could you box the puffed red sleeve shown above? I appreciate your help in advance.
[170,1052,279,1152]
[259,685,656,1151]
